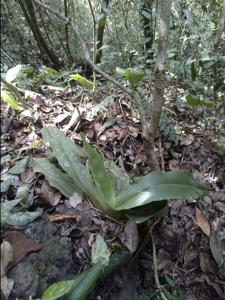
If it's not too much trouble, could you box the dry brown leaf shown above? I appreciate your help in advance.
[40,181,61,207]
[121,221,138,253]
[4,231,41,270]
[28,139,43,149]
[195,208,210,236]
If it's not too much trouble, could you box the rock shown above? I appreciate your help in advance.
[24,215,58,243]
[9,261,39,298]
[8,216,75,298]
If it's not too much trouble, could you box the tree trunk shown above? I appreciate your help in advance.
[145,0,172,170]
[64,0,73,64]
[17,0,63,69]
[95,0,110,64]
[140,0,155,63]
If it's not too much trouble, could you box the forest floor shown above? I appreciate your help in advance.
[1,81,225,300]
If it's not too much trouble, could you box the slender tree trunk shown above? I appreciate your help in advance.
[95,0,110,64]
[64,0,73,64]
[17,0,63,69]
[140,0,155,62]
[213,0,225,103]
[144,0,172,170]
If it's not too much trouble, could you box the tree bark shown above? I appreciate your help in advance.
[145,0,172,170]
[17,0,63,69]
[95,0,110,64]
[64,0,73,63]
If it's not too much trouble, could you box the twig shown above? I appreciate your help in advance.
[158,136,165,171]
[150,218,168,300]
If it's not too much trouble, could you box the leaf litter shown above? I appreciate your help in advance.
[1,83,225,299]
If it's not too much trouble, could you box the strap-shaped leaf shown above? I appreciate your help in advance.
[41,127,93,193]
[104,160,129,196]
[125,200,168,223]
[83,139,115,207]
[114,170,207,210]
[41,127,109,211]
[32,158,80,197]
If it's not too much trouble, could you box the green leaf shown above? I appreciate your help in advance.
[83,139,114,208]
[3,211,42,226]
[104,160,130,195]
[91,96,114,117]
[126,200,168,223]
[32,158,80,197]
[116,67,146,87]
[0,177,13,193]
[114,171,207,210]
[1,199,42,226]
[41,127,103,210]
[1,154,11,164]
[1,90,22,111]
[201,100,215,108]
[91,234,111,266]
[186,95,201,107]
[186,95,215,109]
[42,280,74,300]
[16,185,29,204]
[68,74,94,90]
[8,156,30,174]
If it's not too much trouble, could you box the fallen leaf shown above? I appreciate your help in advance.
[91,234,111,266]
[40,105,52,113]
[215,202,225,213]
[1,241,13,275]
[209,218,225,267]
[21,168,36,184]
[1,241,14,299]
[180,134,194,146]
[1,276,14,300]
[54,113,70,124]
[4,231,41,270]
[40,181,61,206]
[8,156,30,175]
[199,252,215,273]
[69,192,83,208]
[195,208,210,236]
[28,139,43,149]
[63,108,83,133]
[121,221,138,253]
